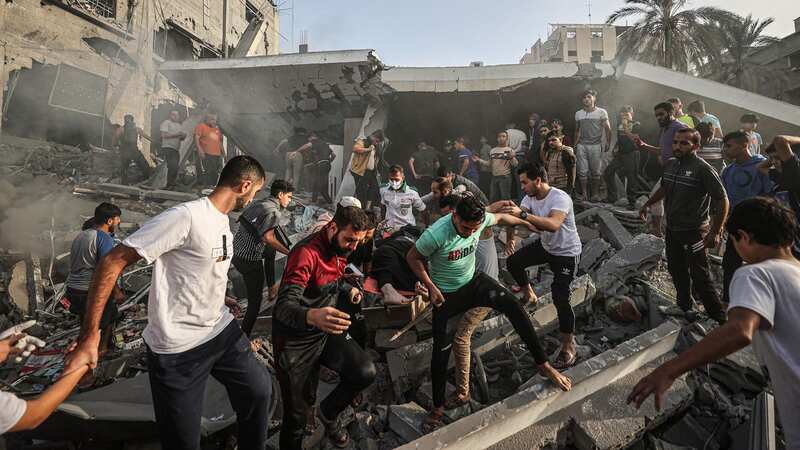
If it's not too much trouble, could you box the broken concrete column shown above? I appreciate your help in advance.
[388,402,428,443]
[579,238,612,274]
[595,234,664,296]
[596,210,633,250]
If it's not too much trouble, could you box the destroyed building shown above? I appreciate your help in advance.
[2,17,800,448]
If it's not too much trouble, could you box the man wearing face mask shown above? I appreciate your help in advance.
[380,165,426,229]
[64,156,271,450]
[273,206,376,449]
[639,129,729,323]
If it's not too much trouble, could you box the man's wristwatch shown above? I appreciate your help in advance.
[519,211,528,220]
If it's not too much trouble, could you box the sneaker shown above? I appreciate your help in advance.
[317,409,350,448]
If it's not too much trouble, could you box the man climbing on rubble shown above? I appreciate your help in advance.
[503,163,583,369]
[194,113,226,187]
[639,128,729,323]
[160,109,187,189]
[574,89,612,201]
[273,206,376,449]
[64,156,272,450]
[113,114,152,185]
[629,197,800,450]
[66,202,125,355]
[406,195,572,430]
[233,179,294,338]
[719,131,773,307]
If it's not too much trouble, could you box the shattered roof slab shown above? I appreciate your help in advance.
[159,49,392,160]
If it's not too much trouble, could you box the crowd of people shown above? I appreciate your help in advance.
[2,86,800,449]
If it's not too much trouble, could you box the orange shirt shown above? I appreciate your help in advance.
[194,123,223,156]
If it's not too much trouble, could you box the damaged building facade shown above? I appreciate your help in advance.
[0,0,280,152]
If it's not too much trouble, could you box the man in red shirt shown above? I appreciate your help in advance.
[273,206,375,449]
[194,113,226,186]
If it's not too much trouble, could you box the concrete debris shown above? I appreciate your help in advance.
[596,210,633,250]
[579,238,612,274]
[595,234,665,296]
[388,402,428,443]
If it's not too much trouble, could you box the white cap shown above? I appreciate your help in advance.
[338,196,362,209]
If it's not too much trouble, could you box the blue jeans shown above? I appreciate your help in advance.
[146,321,272,450]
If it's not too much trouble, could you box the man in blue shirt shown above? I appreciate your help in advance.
[66,202,124,352]
[720,131,773,304]
[453,137,479,185]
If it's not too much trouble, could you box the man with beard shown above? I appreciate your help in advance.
[64,156,271,450]
[639,129,728,323]
[504,163,583,369]
[273,206,376,449]
[407,195,572,430]
[66,202,125,354]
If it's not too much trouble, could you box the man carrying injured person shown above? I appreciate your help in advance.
[503,163,583,370]
[406,194,572,430]
[273,205,376,449]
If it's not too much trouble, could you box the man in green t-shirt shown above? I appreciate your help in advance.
[406,195,572,430]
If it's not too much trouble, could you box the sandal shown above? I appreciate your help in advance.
[551,349,577,370]
[422,409,446,434]
[318,409,350,448]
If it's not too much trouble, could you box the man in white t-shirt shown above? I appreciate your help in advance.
[380,165,425,229]
[160,109,187,188]
[64,156,272,450]
[629,197,800,449]
[504,162,583,369]
[574,89,612,201]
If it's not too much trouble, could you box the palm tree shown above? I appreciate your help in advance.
[606,0,734,72]
[703,14,784,94]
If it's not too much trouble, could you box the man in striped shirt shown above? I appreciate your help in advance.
[232,179,294,336]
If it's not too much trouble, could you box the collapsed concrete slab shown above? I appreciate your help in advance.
[397,321,681,449]
[596,210,633,250]
[386,275,595,396]
[595,234,665,296]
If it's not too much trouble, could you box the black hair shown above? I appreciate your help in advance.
[270,179,294,197]
[696,122,714,145]
[436,166,453,178]
[619,105,634,114]
[726,197,798,247]
[389,164,404,174]
[722,131,748,146]
[363,209,378,229]
[517,162,549,183]
[675,128,700,145]
[687,100,705,114]
[667,97,682,105]
[740,113,759,123]
[545,130,562,141]
[654,102,674,113]
[332,206,370,232]
[582,89,597,98]
[93,202,121,226]
[217,155,266,188]
[454,194,485,223]
[439,193,462,211]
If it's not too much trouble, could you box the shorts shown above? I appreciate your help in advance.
[576,143,603,178]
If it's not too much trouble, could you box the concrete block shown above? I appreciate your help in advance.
[388,402,428,443]
[577,224,601,243]
[375,328,417,350]
[595,234,664,295]
[597,210,633,250]
[579,238,611,273]
[575,207,601,224]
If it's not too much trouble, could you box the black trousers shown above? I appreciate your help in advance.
[120,147,151,185]
[162,147,180,187]
[664,229,726,323]
[202,155,223,186]
[232,253,275,337]
[722,237,743,305]
[506,239,579,334]
[604,151,647,203]
[312,162,332,204]
[146,321,272,450]
[432,272,547,408]
[66,287,118,330]
[355,169,380,206]
[274,311,376,450]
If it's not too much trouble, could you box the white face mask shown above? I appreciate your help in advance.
[389,180,403,190]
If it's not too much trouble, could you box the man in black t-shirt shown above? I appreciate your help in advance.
[604,106,648,207]
[639,128,729,323]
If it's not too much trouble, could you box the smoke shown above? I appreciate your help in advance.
[0,173,97,255]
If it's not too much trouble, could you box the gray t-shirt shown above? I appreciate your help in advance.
[520,187,582,257]
[66,228,115,291]
[575,107,609,146]
[729,259,800,449]
[0,391,26,434]
[160,120,183,150]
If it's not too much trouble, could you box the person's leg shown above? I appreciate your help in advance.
[274,333,322,450]
[164,147,180,187]
[452,307,491,402]
[291,153,303,190]
[621,152,641,204]
[548,252,579,368]
[263,247,277,303]
[664,229,694,313]
[210,324,271,450]
[500,174,512,201]
[575,144,589,199]
[476,237,499,280]
[490,176,500,203]
[603,156,622,203]
[506,239,548,302]
[146,332,225,450]
[687,230,726,323]
[721,237,742,306]
[285,152,294,183]
[120,154,131,185]
[648,181,664,237]
[319,167,332,203]
[233,256,265,337]
[588,145,603,202]
[132,148,152,180]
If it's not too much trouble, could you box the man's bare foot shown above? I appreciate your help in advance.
[522,286,538,304]
[444,392,470,409]
[422,407,446,433]
[538,362,572,391]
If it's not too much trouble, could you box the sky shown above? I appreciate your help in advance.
[275,0,798,67]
